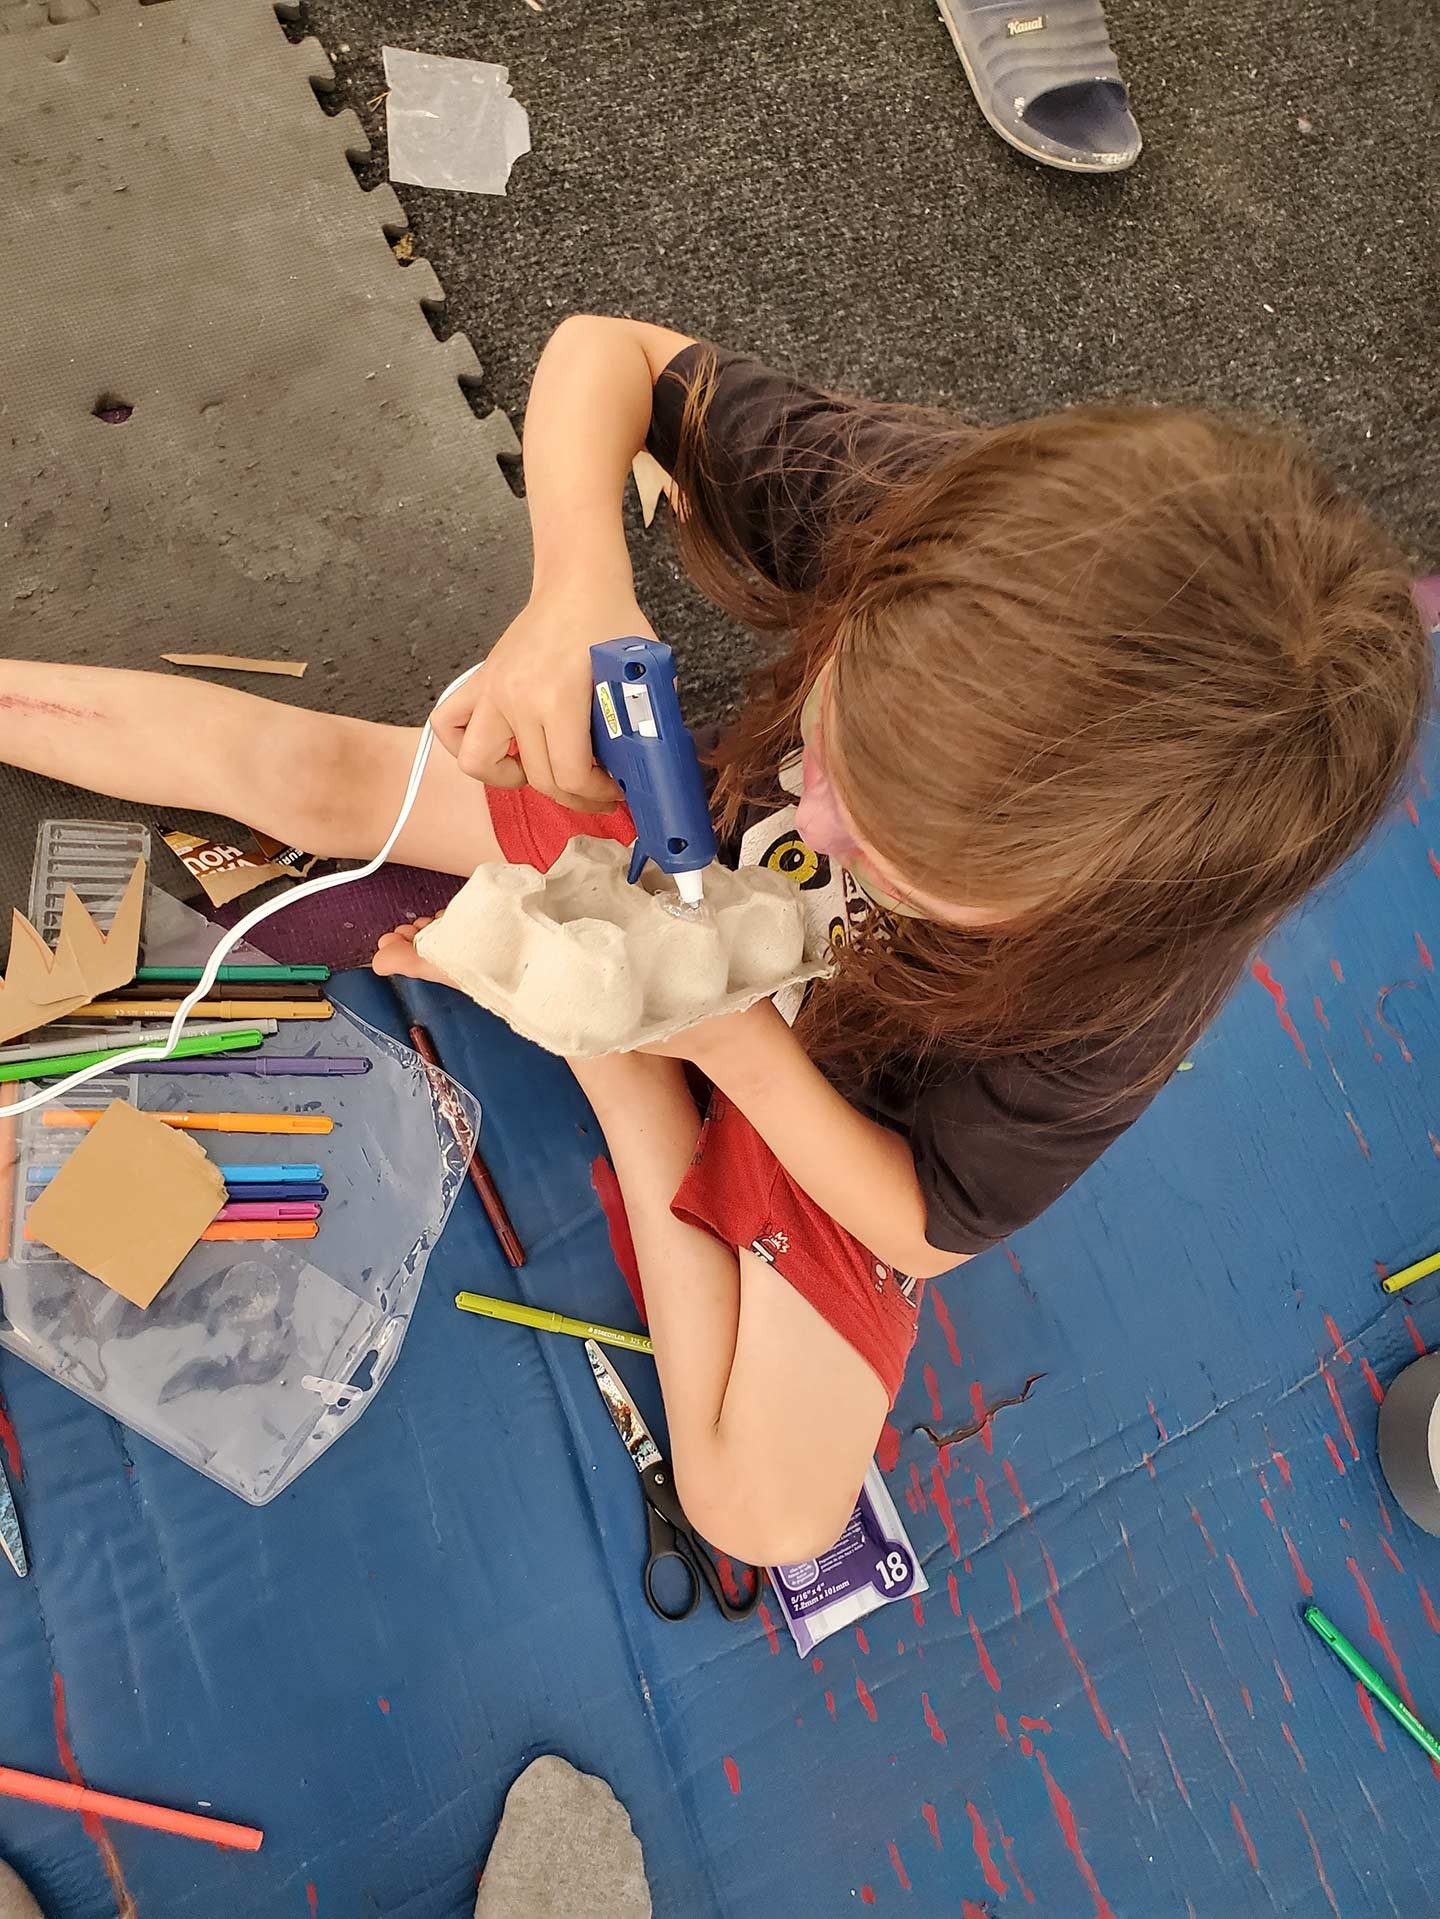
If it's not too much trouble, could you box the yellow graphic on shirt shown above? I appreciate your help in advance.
[759,830,831,892]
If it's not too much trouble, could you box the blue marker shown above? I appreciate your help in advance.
[590,639,718,905]
[27,1161,323,1187]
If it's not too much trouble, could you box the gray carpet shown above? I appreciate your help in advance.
[2,0,1436,948]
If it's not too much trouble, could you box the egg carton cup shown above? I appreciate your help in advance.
[416,837,834,1058]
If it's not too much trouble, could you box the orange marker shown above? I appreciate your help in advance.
[73,1000,331,1021]
[26,1220,317,1244]
[42,1110,332,1135]
[0,1761,262,1851]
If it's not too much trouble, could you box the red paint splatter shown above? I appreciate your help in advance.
[1260,1498,1275,1525]
[930,1287,962,1365]
[1406,1313,1428,1358]
[811,1656,823,1672]
[1431,850,1440,881]
[53,1674,138,1917]
[1147,1397,1168,1443]
[1274,1658,1294,1704]
[1002,1459,1030,1517]
[921,1801,942,1850]
[856,1676,878,1722]
[1281,1721,1306,1771]
[1004,1244,1023,1276]
[999,1823,1036,1904]
[1322,1434,1347,1476]
[1331,957,1345,981]
[1226,1553,1258,1617]
[722,1755,741,1794]
[907,1461,925,1515]
[966,1801,1009,1897]
[968,1613,1001,1692]
[1348,1556,1419,1714]
[1230,1801,1259,1874]
[1381,1537,1405,1575]
[859,1888,875,1907]
[1032,1748,1116,1919]
[1272,1450,1293,1488]
[589,1156,643,1315]
[824,1690,836,1720]
[911,1594,926,1630]
[855,1626,870,1655]
[1418,932,1435,971]
[1356,1681,1386,1750]
[931,1462,959,1556]
[716,1557,742,1605]
[0,1398,22,1482]
[1158,1729,1190,1807]
[1322,1366,1360,1461]
[1359,1358,1385,1406]
[962,1904,987,1919]
[1313,995,1330,1029]
[1282,1530,1313,1599]
[1419,1583,1440,1633]
[1201,1692,1247,1790]
[1405,796,1422,826]
[1240,1685,1253,1716]
[1322,1314,1352,1363]
[887,1841,910,1891]
[995,1710,1010,1741]
[1251,959,1310,1064]
[1040,1544,1112,1739]
[877,1420,901,1473]
[306,1887,319,1919]
[757,1601,780,1656]
[1344,1110,1371,1157]
[973,1474,993,1534]
[377,1697,390,1715]
[1295,1806,1341,1919]
[947,1570,961,1616]
[1019,1734,1034,1757]
[1006,1565,1022,1618]
[921,1691,947,1745]
[922,1363,943,1424]
[1190,1506,1216,1556]
[1019,1714,1052,1732]
[1114,1728,1131,1762]
[969,1381,996,1454]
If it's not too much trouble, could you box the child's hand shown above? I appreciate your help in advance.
[431,584,654,812]
[371,917,456,988]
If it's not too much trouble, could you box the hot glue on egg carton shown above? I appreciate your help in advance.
[415,836,833,1059]
[768,1461,928,1655]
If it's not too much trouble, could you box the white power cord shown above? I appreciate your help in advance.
[7,661,483,1120]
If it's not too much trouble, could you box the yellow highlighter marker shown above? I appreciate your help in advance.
[455,1292,653,1356]
[1380,1250,1440,1295]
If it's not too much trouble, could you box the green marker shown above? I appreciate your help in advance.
[0,1029,264,1084]
[135,964,330,984]
[455,1291,653,1356]
[1304,1603,1440,1764]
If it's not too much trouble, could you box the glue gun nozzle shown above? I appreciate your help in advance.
[675,870,706,908]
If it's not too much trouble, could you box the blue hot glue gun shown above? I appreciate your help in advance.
[590,638,718,906]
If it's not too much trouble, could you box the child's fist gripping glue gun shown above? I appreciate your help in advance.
[590,638,718,906]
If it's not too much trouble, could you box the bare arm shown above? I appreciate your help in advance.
[570,1049,888,1567]
[655,1002,961,1280]
[432,315,697,807]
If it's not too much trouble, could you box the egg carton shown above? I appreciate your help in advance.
[416,837,834,1058]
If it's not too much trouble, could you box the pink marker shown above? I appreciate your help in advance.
[216,1201,321,1222]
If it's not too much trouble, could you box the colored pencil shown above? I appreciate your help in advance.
[28,1162,323,1186]
[136,964,329,984]
[26,1220,318,1244]
[0,1761,263,1852]
[75,1000,332,1021]
[106,980,326,1004]
[0,1030,263,1085]
[0,1019,277,1065]
[217,1202,322,1222]
[125,1057,369,1078]
[41,1110,332,1136]
[407,1022,525,1267]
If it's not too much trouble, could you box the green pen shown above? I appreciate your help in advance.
[1304,1603,1440,1765]
[455,1291,653,1356]
[0,1028,264,1084]
[135,964,331,984]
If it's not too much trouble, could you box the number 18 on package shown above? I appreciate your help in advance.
[767,1460,928,1656]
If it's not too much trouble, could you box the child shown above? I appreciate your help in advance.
[1,316,1427,1564]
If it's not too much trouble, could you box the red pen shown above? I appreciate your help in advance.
[406,1023,525,1267]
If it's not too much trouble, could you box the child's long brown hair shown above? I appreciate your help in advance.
[666,351,1431,1089]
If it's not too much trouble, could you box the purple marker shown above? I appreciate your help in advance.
[125,1057,369,1077]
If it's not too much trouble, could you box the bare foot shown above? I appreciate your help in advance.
[371,916,457,987]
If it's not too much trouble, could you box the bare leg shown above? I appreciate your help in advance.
[0,662,499,879]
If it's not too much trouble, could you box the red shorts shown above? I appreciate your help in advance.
[489,786,923,1403]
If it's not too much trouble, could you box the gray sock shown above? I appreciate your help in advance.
[475,1756,650,1919]
[0,1860,42,1919]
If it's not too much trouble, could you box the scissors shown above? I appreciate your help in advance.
[585,1340,759,1623]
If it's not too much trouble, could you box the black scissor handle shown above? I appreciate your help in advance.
[640,1463,762,1623]
[643,1536,702,1622]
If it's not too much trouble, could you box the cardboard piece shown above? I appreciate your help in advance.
[25,1101,226,1309]
[416,836,833,1058]
[161,828,294,908]
[631,451,671,528]
[0,860,146,1045]
[162,653,307,678]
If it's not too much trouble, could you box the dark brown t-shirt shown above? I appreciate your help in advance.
[648,344,1191,1257]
